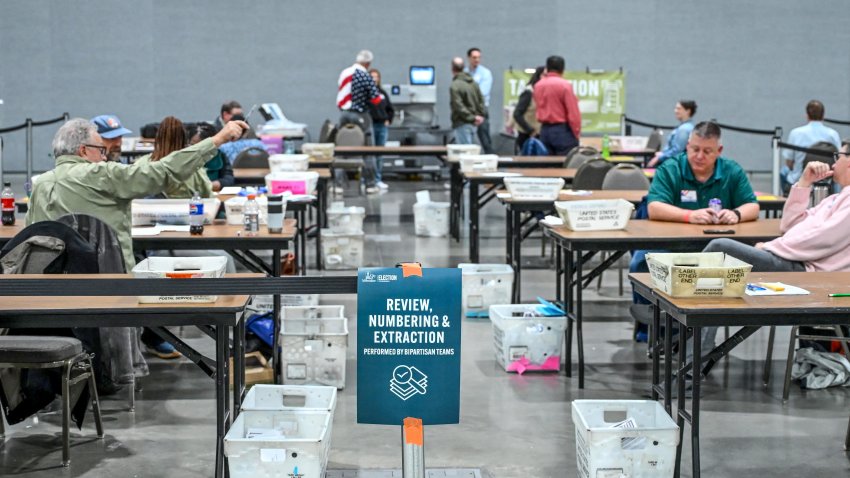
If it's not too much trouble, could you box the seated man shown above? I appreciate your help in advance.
[780,100,840,192]
[91,114,132,162]
[702,141,850,359]
[213,100,242,132]
[217,113,268,165]
[630,121,760,341]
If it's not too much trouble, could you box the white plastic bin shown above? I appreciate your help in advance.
[326,203,365,234]
[504,177,565,201]
[489,304,566,372]
[265,171,319,195]
[446,144,481,162]
[131,198,220,226]
[555,199,634,231]
[224,409,332,478]
[646,252,752,297]
[224,196,274,225]
[321,229,364,270]
[459,154,499,173]
[249,294,320,313]
[458,264,514,318]
[280,317,348,389]
[269,154,310,172]
[241,385,337,413]
[131,256,227,303]
[282,305,345,320]
[301,143,335,162]
[571,400,679,478]
[413,202,450,237]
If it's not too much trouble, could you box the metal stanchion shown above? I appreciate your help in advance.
[25,118,33,183]
[771,135,781,196]
[402,417,425,478]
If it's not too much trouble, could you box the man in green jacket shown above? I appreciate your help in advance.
[27,117,247,269]
[449,57,485,145]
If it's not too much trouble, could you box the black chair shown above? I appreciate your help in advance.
[646,129,664,152]
[0,336,104,466]
[232,146,270,169]
[573,159,614,190]
[565,146,601,169]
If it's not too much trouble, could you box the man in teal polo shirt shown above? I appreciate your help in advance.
[630,121,760,342]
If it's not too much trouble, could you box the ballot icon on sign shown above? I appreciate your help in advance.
[389,365,428,401]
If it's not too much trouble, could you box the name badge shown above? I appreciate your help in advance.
[680,190,697,203]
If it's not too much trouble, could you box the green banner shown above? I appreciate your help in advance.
[503,70,625,135]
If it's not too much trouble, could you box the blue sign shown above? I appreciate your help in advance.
[357,267,462,425]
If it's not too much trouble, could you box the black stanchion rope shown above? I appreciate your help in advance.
[776,141,836,158]
[825,118,850,127]
[712,122,777,136]
[623,116,676,130]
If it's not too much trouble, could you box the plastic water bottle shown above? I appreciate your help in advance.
[284,139,295,154]
[189,191,204,235]
[1,182,15,226]
[709,198,723,214]
[243,194,260,237]
[601,135,611,159]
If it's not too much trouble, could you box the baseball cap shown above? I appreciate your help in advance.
[91,115,132,139]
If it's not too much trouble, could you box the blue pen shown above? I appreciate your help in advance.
[747,284,766,291]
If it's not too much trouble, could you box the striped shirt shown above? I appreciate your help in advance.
[337,63,380,113]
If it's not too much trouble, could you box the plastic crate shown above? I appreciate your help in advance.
[224,196,273,225]
[646,252,752,297]
[301,143,335,162]
[269,154,310,172]
[413,202,450,237]
[571,400,678,478]
[224,409,332,478]
[131,198,220,226]
[326,203,365,234]
[241,385,337,413]
[282,305,345,320]
[321,229,364,270]
[446,144,481,162]
[459,154,499,173]
[489,304,566,373]
[249,294,320,314]
[458,264,514,318]
[265,171,319,195]
[504,177,565,201]
[555,199,634,231]
[280,318,348,389]
[131,256,227,303]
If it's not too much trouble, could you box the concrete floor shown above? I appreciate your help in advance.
[1,175,848,477]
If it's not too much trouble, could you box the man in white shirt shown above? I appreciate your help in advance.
[781,100,840,192]
[468,48,494,154]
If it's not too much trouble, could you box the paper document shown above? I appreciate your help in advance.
[540,215,564,227]
[745,283,810,296]
[218,186,242,195]
[562,189,592,196]
[482,172,521,178]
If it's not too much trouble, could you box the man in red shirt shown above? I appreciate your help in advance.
[533,55,581,155]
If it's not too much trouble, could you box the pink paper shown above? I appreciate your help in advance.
[270,180,306,195]
[506,355,561,374]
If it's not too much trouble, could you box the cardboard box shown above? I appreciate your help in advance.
[646,252,752,297]
[131,256,227,303]
[555,199,634,231]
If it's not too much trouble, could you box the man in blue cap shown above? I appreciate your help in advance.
[91,114,132,162]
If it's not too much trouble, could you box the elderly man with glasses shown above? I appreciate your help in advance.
[27,117,247,269]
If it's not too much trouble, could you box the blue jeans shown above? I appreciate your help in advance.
[373,123,388,182]
[477,116,493,154]
[540,123,578,155]
[453,124,476,144]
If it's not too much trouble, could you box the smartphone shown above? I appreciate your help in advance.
[703,229,735,235]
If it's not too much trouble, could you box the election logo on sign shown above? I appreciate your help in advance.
[357,267,462,425]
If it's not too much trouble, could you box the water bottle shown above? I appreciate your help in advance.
[812,185,830,206]
[243,194,260,237]
[284,138,295,154]
[601,134,611,159]
[1,182,15,226]
[189,191,204,235]
[267,194,285,233]
[709,198,723,214]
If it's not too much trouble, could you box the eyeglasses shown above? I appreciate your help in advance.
[84,144,107,157]
[832,151,849,161]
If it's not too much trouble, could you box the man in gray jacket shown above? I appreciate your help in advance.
[449,57,486,145]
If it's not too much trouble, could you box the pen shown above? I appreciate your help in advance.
[746,284,766,291]
[758,282,785,292]
[828,293,850,297]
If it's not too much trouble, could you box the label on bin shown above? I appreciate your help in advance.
[357,267,462,425]
[270,180,306,195]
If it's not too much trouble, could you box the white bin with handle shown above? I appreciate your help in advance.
[459,264,514,318]
[555,199,634,231]
[489,304,566,373]
[572,400,679,478]
[504,177,565,201]
[646,252,752,297]
[241,384,337,413]
[131,198,220,226]
[326,202,366,234]
[269,154,310,172]
[301,143,335,162]
[131,256,227,303]
[265,171,319,195]
[459,154,499,173]
[280,317,348,389]
[446,144,481,162]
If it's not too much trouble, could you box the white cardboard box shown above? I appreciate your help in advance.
[555,199,634,231]
[131,256,227,303]
[646,252,752,297]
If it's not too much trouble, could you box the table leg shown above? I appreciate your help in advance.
[469,181,479,263]
[450,164,460,241]
[691,326,702,478]
[674,325,687,478]
[215,324,231,478]
[564,249,574,378]
[650,305,660,401]
[297,210,307,275]
[234,313,245,413]
[575,249,585,389]
[664,311,674,414]
[555,244,562,304]
[273,248,282,384]
[512,209,522,303]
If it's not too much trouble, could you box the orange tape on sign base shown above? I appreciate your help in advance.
[399,262,423,278]
[403,417,423,446]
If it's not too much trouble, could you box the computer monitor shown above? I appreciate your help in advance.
[409,66,435,86]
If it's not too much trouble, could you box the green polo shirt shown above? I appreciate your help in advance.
[646,153,757,210]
